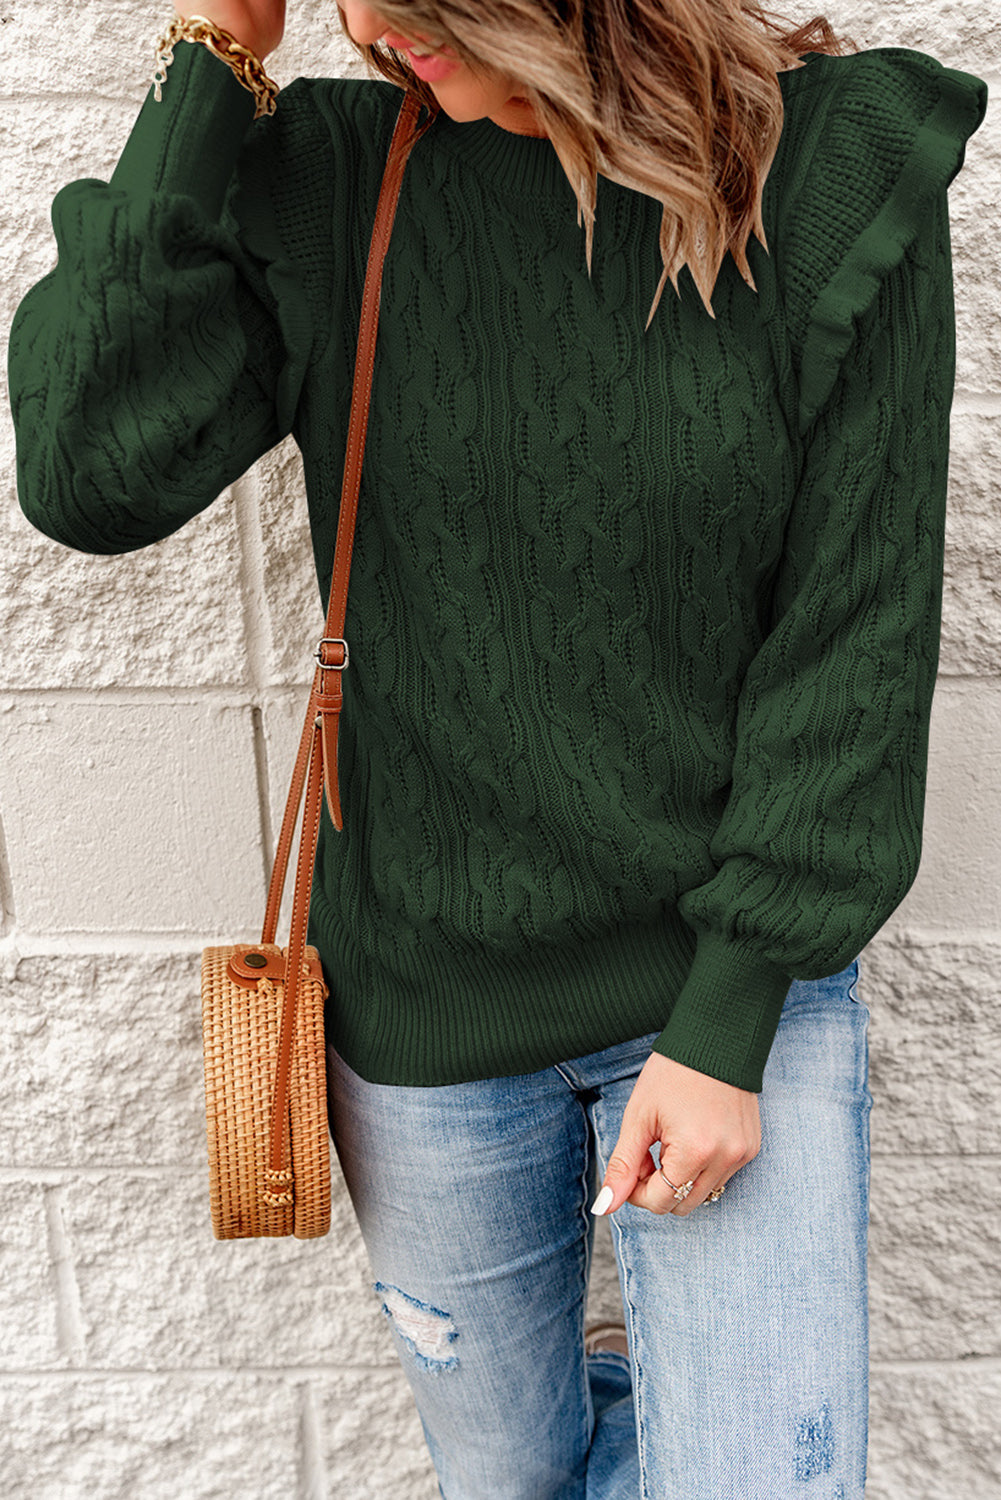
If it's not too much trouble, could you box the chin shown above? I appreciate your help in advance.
[426,72,507,112]
[433,100,493,124]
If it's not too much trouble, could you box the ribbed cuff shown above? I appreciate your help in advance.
[650,926,793,1093]
[109,35,259,218]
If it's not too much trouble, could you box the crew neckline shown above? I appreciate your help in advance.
[426,53,826,206]
[430,109,574,205]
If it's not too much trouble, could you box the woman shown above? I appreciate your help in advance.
[7,1,988,1495]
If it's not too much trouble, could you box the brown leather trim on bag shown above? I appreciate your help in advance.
[258,89,439,1188]
[202,89,436,1242]
[261,91,438,948]
[226,944,327,992]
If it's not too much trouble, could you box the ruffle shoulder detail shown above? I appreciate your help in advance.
[781,47,988,439]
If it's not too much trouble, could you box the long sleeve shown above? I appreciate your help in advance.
[650,50,989,1093]
[8,39,332,555]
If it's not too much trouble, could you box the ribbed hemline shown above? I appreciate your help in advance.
[308,886,698,1086]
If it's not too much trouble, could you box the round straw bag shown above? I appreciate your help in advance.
[197,89,436,1242]
[202,941,331,1239]
[199,667,335,1241]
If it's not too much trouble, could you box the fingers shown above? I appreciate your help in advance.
[593,1166,728,1218]
[590,1116,659,1217]
[629,1139,752,1216]
[589,1051,762,1219]
[593,1146,735,1219]
[626,1160,718,1217]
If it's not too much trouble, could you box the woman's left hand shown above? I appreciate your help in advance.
[592,1051,761,1217]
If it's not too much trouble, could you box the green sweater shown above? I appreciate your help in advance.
[8,39,988,1091]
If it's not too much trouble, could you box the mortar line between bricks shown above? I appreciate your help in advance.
[1,1357,996,1381]
[0,808,15,937]
[0,933,272,959]
[2,1152,1000,1179]
[952,390,1001,415]
[297,1380,330,1500]
[0,1168,216,1179]
[0,1364,414,1379]
[6,930,1001,962]
[251,701,278,892]
[232,465,282,892]
[868,1152,1001,1163]
[232,470,272,700]
[872,1356,1001,1373]
[2,670,1001,702]
[0,686,312,704]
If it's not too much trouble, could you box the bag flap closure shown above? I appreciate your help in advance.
[226,944,328,995]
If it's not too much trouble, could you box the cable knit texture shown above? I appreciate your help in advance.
[8,39,988,1090]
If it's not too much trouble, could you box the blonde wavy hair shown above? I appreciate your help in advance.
[336,1,860,329]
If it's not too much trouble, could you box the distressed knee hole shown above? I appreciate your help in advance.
[374,1282,459,1374]
[793,1398,835,1481]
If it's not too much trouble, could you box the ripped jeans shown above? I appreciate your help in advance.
[325,959,871,1500]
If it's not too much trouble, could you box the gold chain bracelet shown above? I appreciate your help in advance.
[152,13,280,119]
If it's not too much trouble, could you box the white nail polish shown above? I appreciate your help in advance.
[590,1185,614,1216]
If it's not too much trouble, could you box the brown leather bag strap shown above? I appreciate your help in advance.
[259,88,437,1189]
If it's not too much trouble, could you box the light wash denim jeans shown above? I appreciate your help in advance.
[326,958,870,1500]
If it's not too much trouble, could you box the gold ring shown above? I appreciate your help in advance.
[658,1172,695,1202]
[660,1166,725,1205]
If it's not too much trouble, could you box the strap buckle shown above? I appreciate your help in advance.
[314,637,349,670]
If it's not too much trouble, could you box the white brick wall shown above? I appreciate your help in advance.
[2,4,998,1496]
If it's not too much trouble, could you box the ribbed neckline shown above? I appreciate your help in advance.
[427,54,826,205]
[430,109,574,206]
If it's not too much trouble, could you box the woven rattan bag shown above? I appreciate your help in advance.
[200,90,437,1240]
